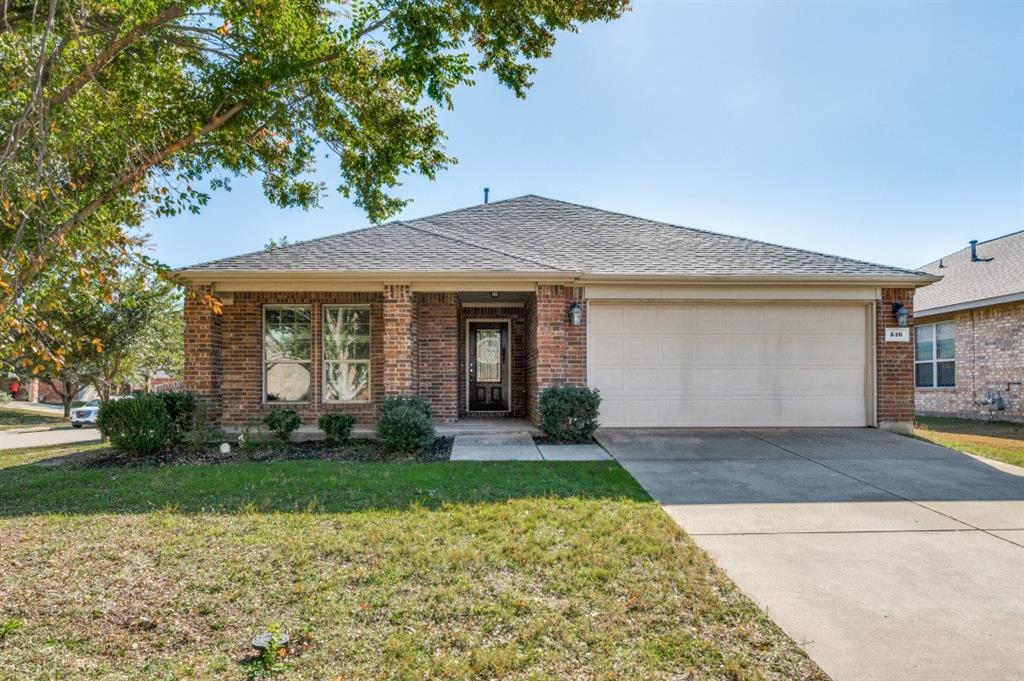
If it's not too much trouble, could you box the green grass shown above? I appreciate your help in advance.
[0,405,67,431]
[915,417,1024,468]
[0,444,826,681]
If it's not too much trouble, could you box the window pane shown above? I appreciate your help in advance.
[266,362,310,402]
[265,307,311,361]
[915,325,934,361]
[324,307,371,360]
[325,362,370,401]
[915,363,934,388]
[936,323,955,360]
[937,361,955,387]
[476,329,501,382]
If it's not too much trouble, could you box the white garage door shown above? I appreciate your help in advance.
[588,303,869,427]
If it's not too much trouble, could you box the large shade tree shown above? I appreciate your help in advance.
[0,0,629,370]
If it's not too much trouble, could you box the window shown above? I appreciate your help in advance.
[264,306,311,402]
[323,305,371,402]
[915,321,955,388]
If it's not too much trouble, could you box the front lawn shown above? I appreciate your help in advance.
[915,416,1024,468]
[0,405,67,431]
[0,444,826,680]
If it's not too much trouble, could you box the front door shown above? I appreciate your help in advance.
[468,321,509,411]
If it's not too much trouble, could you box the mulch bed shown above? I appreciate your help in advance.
[73,436,453,469]
[532,435,596,446]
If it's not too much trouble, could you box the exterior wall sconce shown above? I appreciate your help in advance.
[568,302,583,326]
[891,302,910,327]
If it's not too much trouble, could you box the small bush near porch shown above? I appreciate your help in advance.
[0,444,825,680]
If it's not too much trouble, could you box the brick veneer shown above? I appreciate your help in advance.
[184,286,223,421]
[915,301,1024,422]
[383,284,416,398]
[459,306,528,418]
[876,288,916,433]
[415,293,459,422]
[527,285,587,423]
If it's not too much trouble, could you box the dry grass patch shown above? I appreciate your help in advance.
[915,417,1024,468]
[0,445,826,680]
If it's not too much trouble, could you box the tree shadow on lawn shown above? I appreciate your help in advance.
[0,458,652,517]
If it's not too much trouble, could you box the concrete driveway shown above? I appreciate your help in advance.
[597,427,1024,681]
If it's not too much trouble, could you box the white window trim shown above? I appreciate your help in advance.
[262,304,312,404]
[322,304,372,404]
[915,321,956,389]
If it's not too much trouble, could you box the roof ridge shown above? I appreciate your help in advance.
[401,218,569,272]
[979,228,1024,245]
[524,194,928,277]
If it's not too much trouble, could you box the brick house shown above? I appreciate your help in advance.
[180,195,937,433]
[914,231,1024,422]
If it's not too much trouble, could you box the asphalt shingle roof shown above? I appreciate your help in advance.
[185,195,932,280]
[915,230,1024,313]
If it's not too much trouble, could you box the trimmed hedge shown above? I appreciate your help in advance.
[318,412,356,446]
[379,395,433,421]
[263,410,301,442]
[377,398,435,454]
[97,396,173,456]
[538,386,601,443]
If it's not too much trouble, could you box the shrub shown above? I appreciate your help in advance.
[319,412,356,446]
[182,401,225,453]
[538,386,601,443]
[153,391,196,443]
[262,409,301,443]
[97,395,173,456]
[377,404,435,455]
[238,421,278,452]
[379,396,433,421]
[0,391,10,404]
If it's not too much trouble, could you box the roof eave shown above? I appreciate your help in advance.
[179,268,940,287]
[915,291,1024,318]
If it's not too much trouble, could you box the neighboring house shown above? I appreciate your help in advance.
[179,195,937,433]
[914,231,1024,422]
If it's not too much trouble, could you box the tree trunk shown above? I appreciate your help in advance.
[62,394,73,418]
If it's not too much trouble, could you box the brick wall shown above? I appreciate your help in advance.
[527,285,587,423]
[382,284,417,398]
[876,288,916,432]
[915,301,1024,422]
[215,292,384,426]
[184,286,223,421]
[459,306,528,418]
[415,293,459,422]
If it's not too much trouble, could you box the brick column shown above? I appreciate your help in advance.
[528,285,587,423]
[877,287,915,433]
[382,284,417,398]
[184,286,223,422]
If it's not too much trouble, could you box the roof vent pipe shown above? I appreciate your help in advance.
[484,187,490,204]
[970,239,993,262]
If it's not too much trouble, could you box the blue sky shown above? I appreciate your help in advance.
[148,0,1024,271]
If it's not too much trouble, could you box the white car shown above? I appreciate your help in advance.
[71,399,101,428]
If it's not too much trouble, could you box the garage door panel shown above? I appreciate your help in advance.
[588,303,868,427]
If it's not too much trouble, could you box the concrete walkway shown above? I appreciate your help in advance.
[0,427,101,450]
[450,433,610,461]
[597,427,1024,681]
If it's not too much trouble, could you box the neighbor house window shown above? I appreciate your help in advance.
[263,305,311,402]
[915,321,955,388]
[323,305,371,402]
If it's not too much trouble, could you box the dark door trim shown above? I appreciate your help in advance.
[465,319,511,412]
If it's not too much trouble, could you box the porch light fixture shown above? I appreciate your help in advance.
[891,302,910,327]
[568,302,583,326]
